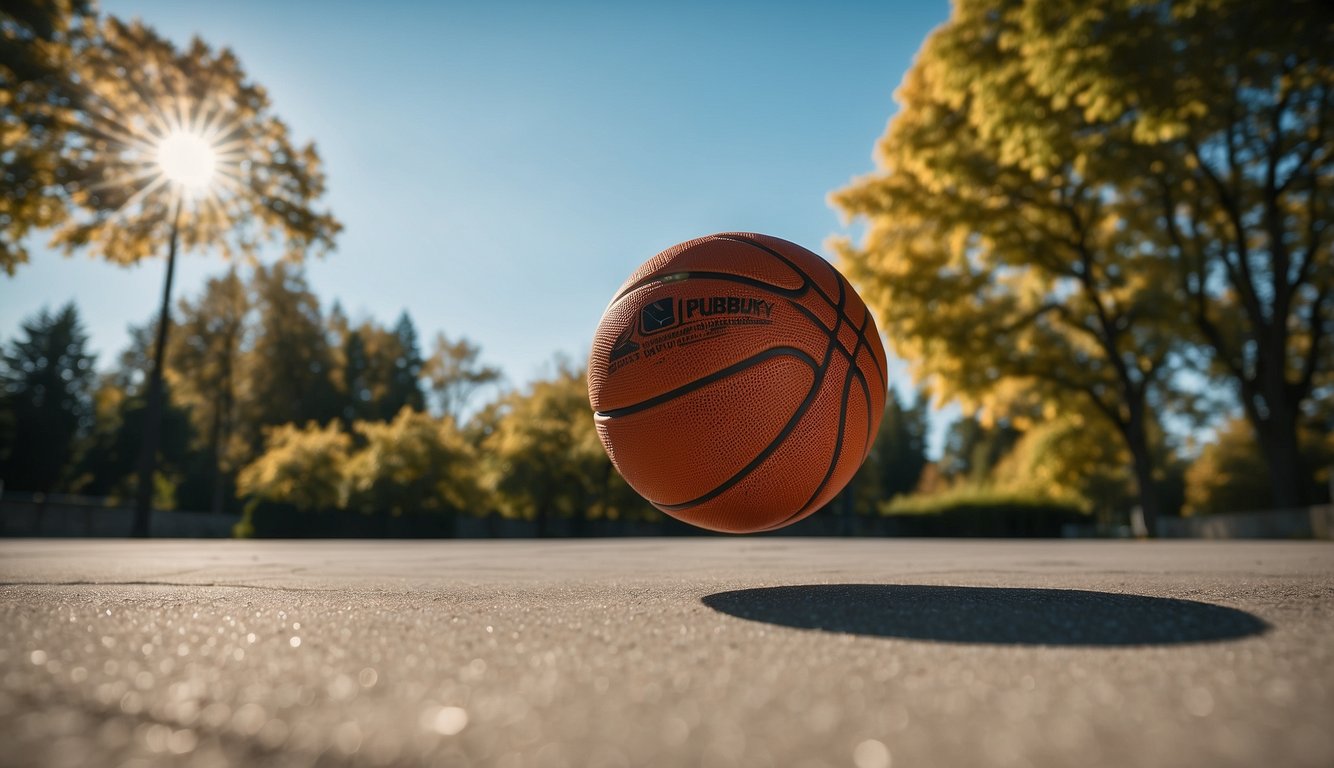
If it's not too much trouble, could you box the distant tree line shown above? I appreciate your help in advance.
[1,263,1325,537]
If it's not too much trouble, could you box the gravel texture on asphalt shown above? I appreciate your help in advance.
[1,539,1331,768]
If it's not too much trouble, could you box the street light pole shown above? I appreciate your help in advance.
[131,193,184,537]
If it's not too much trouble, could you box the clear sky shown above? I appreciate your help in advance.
[0,0,954,448]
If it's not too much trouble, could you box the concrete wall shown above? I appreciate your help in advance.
[1,499,237,538]
[1156,505,1334,540]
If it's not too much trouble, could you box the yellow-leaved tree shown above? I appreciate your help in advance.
[42,17,341,535]
[833,0,1184,530]
[837,0,1333,519]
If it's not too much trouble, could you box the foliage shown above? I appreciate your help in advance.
[425,332,501,421]
[1183,419,1273,516]
[0,0,90,273]
[330,311,427,425]
[835,0,1333,511]
[48,16,340,264]
[1021,0,1333,508]
[832,0,1190,528]
[937,416,1022,486]
[243,262,340,437]
[1185,417,1334,515]
[990,414,1133,515]
[344,407,482,520]
[0,303,95,491]
[235,421,349,512]
[881,486,1086,537]
[484,359,652,533]
[165,268,249,512]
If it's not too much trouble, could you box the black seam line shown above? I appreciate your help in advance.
[609,245,814,307]
[717,234,887,390]
[852,367,873,461]
[786,299,876,374]
[657,273,847,513]
[593,346,818,419]
[781,310,870,528]
[611,270,810,308]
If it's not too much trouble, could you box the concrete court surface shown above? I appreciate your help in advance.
[0,539,1331,768]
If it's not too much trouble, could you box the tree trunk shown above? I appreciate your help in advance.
[1123,399,1161,538]
[1248,389,1306,509]
[131,197,183,538]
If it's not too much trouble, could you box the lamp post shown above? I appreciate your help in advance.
[130,131,217,537]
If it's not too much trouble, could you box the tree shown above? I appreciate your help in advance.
[236,421,349,512]
[329,312,426,426]
[0,303,95,492]
[165,268,249,514]
[484,360,646,535]
[384,312,426,417]
[938,416,1022,486]
[833,0,1192,531]
[1183,418,1277,516]
[344,408,482,530]
[67,317,195,507]
[0,0,90,273]
[46,17,340,535]
[244,263,340,438]
[424,333,501,421]
[1020,0,1333,509]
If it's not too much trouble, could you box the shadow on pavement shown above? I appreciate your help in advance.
[701,584,1269,646]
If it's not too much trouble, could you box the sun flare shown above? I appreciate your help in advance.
[155,130,217,189]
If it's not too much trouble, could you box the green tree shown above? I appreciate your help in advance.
[1183,417,1275,516]
[834,0,1191,531]
[384,312,426,417]
[244,263,340,437]
[424,332,501,421]
[1015,0,1333,509]
[236,420,349,512]
[344,408,482,530]
[165,268,249,514]
[0,303,95,492]
[485,360,647,535]
[329,313,425,426]
[938,416,1023,486]
[67,318,194,507]
[0,0,90,273]
[46,17,340,535]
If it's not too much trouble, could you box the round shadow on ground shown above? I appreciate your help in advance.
[701,585,1269,646]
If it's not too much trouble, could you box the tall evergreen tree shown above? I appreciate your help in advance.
[244,263,340,438]
[0,303,95,492]
[385,311,426,417]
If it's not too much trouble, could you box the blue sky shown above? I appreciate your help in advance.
[0,0,954,448]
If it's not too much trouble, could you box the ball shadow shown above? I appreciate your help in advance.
[701,584,1269,646]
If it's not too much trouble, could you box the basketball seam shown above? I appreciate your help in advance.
[714,234,887,391]
[772,310,871,530]
[593,346,818,419]
[655,267,847,514]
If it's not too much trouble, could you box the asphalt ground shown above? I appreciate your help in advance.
[1,539,1331,768]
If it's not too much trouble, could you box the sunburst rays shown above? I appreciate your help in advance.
[77,88,247,225]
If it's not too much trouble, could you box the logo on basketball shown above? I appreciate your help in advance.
[608,324,641,363]
[640,298,677,333]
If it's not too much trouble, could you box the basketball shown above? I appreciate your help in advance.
[587,232,888,533]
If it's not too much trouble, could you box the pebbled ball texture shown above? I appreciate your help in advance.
[588,233,888,533]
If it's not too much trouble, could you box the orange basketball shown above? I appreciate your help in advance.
[588,232,888,533]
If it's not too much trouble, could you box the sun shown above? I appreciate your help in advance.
[155,130,217,190]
